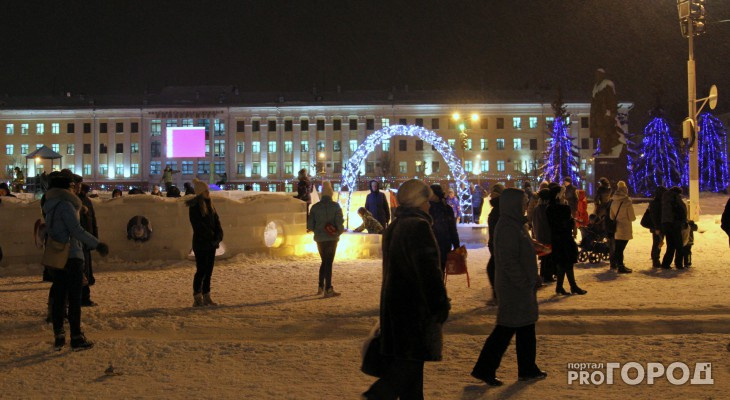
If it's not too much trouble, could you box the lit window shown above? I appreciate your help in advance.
[497,160,505,171]
[284,141,293,153]
[5,145,13,155]
[546,117,555,126]
[268,162,277,174]
[36,123,45,134]
[182,119,194,127]
[237,141,244,153]
[382,140,390,151]
[237,163,244,174]
[99,164,108,176]
[529,117,538,129]
[21,124,29,135]
[6,124,14,135]
[480,160,489,172]
[464,160,473,172]
[496,139,505,150]
[513,161,521,171]
[131,164,139,175]
[285,162,293,174]
[52,123,60,134]
[20,144,28,154]
[301,141,309,152]
[381,118,390,127]
[448,139,456,148]
[51,144,60,152]
[83,164,92,176]
[481,139,488,150]
[182,161,194,175]
[317,140,325,151]
[252,183,261,191]
[513,139,522,150]
[466,139,472,151]
[214,162,225,174]
[415,161,423,173]
[67,144,75,155]
[268,184,277,192]
[116,164,124,176]
[252,162,260,175]
[131,143,139,153]
[214,140,225,157]
[333,140,341,152]
[513,117,522,130]
[197,161,210,174]
[150,161,161,175]
[349,140,358,152]
[252,141,261,153]
[268,141,277,153]
[150,120,162,136]
[399,161,407,173]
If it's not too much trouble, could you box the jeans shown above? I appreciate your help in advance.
[50,258,85,336]
[662,222,684,268]
[472,324,539,378]
[317,240,338,290]
[193,246,216,294]
[486,244,496,299]
[364,358,424,400]
[651,232,664,263]
[555,262,579,291]
[612,239,629,267]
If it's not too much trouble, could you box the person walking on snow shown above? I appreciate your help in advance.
[187,178,224,307]
[307,181,344,298]
[365,180,390,228]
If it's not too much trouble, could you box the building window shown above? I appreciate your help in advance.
[497,160,505,171]
[214,140,225,157]
[213,119,225,136]
[237,141,244,153]
[513,117,522,130]
[151,141,161,157]
[83,164,92,176]
[36,123,45,135]
[237,162,244,174]
[116,143,124,153]
[284,162,293,175]
[150,120,161,136]
[116,122,124,133]
[466,139,473,151]
[546,117,555,127]
[399,161,407,173]
[285,120,293,132]
[300,119,308,131]
[366,119,374,130]
[529,117,538,129]
[581,138,590,150]
[333,119,341,131]
[464,160,473,172]
[448,139,455,148]
[301,141,309,152]
[317,140,325,151]
[252,120,260,132]
[349,119,358,130]
[131,163,139,175]
[480,160,489,172]
[52,144,60,153]
[6,124,14,135]
[100,123,108,133]
[131,122,139,133]
[182,161,194,175]
[581,117,589,128]
[399,140,407,151]
[131,142,139,153]
[214,162,225,175]
[382,140,390,151]
[268,162,277,175]
[5,145,13,155]
[431,118,440,129]
[180,119,193,127]
[316,119,325,131]
[21,124,29,135]
[99,144,108,154]
[481,139,488,150]
[150,161,161,175]
[114,164,123,176]
[496,139,505,150]
[300,161,309,173]
[83,123,91,134]
[513,138,522,150]
[397,118,406,125]
[415,140,424,151]
[285,183,293,192]
[268,141,277,153]
[234,120,245,132]
[268,120,277,131]
[415,160,423,173]
[251,183,261,191]
[197,161,210,174]
[381,118,389,127]
[530,139,538,150]
[99,164,108,176]
[432,161,440,173]
[83,144,91,154]
[366,161,375,173]
[349,140,358,152]
[252,162,260,175]
[415,118,424,127]
[514,161,522,171]
[496,118,504,129]
[252,141,261,153]
[333,140,341,152]
[581,159,587,171]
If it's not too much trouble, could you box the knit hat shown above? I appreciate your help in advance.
[397,179,432,208]
[192,178,209,195]
[490,183,505,198]
[615,180,628,195]
[321,180,334,197]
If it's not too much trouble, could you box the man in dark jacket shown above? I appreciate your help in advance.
[471,183,485,224]
[365,180,390,228]
[532,188,555,282]
[486,184,504,304]
[648,186,667,268]
[593,177,612,218]
[429,184,460,275]
[661,186,687,269]
[295,169,312,216]
[76,180,99,307]
[364,179,449,399]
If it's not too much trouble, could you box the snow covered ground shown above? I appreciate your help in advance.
[1,195,729,399]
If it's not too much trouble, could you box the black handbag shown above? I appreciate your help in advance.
[361,325,389,377]
[640,206,652,229]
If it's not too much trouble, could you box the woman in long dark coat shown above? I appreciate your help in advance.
[546,187,587,295]
[187,178,224,307]
[364,179,450,399]
[428,184,460,276]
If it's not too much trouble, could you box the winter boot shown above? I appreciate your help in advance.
[193,293,204,307]
[203,293,218,306]
[54,332,65,351]
[324,288,341,298]
[652,259,661,268]
[70,334,94,351]
[317,286,324,296]
[617,265,633,274]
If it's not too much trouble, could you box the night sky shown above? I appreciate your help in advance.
[2,0,729,128]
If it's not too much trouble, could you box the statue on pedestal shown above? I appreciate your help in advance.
[590,68,624,157]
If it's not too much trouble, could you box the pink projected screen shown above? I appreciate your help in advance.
[166,127,206,158]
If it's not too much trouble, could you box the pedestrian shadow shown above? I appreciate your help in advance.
[461,380,533,400]
[593,270,619,282]
[0,349,64,369]
[0,287,48,293]
[639,267,690,279]
[0,279,43,287]
[576,261,609,269]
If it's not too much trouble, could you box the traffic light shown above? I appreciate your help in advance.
[678,0,706,38]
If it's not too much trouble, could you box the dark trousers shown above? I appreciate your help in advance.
[662,223,684,268]
[50,259,85,336]
[193,246,216,295]
[612,239,628,267]
[473,324,538,378]
[651,232,664,263]
[317,240,338,289]
[473,207,482,224]
[82,248,94,303]
[486,244,496,299]
[364,358,424,400]
[555,262,579,291]
[539,254,555,282]
[608,237,616,266]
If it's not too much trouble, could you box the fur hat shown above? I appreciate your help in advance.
[430,184,445,200]
[397,179,432,208]
[321,181,334,197]
[192,178,209,195]
[490,183,505,198]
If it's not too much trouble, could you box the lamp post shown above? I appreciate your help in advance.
[318,151,326,177]
[677,0,717,221]
[475,154,481,186]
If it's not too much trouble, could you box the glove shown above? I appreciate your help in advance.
[96,242,109,257]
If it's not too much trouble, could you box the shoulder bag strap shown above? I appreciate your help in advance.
[612,201,624,220]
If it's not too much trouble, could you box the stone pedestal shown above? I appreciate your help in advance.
[594,147,628,191]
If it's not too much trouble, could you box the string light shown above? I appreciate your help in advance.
[341,124,472,224]
[633,111,683,196]
[693,112,729,192]
[542,95,580,184]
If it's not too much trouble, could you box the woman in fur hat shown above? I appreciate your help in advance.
[187,178,223,307]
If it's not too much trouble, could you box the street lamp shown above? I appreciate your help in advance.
[453,112,479,222]
[475,154,481,186]
[677,0,718,221]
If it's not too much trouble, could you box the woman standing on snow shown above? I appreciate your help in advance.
[307,181,344,298]
[609,181,635,273]
[546,186,587,296]
[187,178,223,307]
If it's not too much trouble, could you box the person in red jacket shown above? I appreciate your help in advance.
[575,189,589,228]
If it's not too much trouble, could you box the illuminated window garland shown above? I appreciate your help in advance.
[340,125,472,224]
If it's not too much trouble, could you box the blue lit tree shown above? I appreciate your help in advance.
[619,108,642,194]
[691,112,730,192]
[633,108,684,196]
[542,92,579,184]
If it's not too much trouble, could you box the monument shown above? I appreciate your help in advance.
[590,68,628,189]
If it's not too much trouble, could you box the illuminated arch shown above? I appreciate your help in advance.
[340,125,472,224]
